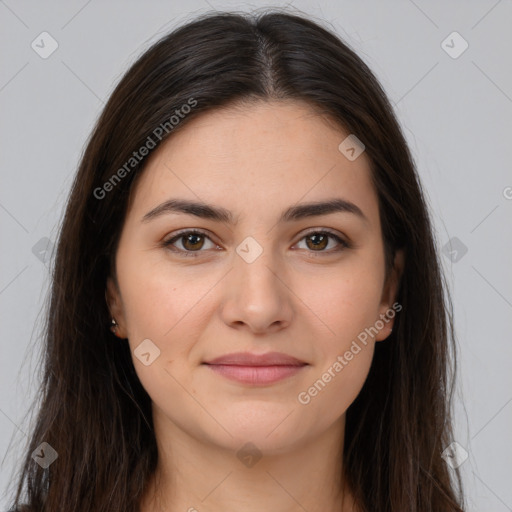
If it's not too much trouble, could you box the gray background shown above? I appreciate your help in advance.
[1,0,511,510]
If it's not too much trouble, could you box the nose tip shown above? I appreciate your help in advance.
[221,254,293,334]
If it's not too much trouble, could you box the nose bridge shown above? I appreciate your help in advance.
[220,232,292,331]
[233,233,282,293]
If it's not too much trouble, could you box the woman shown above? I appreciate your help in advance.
[7,9,465,512]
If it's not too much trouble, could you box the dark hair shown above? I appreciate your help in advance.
[6,9,465,512]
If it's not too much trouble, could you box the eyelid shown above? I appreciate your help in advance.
[163,227,212,242]
[299,226,347,240]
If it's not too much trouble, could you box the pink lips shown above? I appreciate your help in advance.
[202,351,308,385]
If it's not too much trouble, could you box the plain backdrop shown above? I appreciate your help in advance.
[1,1,511,510]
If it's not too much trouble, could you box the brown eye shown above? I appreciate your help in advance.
[163,230,216,257]
[305,232,329,251]
[181,232,205,251]
[296,230,349,254]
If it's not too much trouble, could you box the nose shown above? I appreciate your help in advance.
[219,241,294,334]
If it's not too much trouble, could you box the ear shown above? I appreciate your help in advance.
[374,248,405,342]
[105,276,128,339]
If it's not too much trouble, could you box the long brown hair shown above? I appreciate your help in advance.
[6,9,465,511]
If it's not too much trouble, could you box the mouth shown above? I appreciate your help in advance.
[201,351,309,386]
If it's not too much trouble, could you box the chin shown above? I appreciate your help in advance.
[209,406,311,452]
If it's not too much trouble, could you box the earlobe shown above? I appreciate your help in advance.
[105,277,127,338]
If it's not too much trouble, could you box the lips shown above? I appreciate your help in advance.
[203,351,307,366]
[202,351,308,385]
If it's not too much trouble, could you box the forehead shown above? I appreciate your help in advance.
[127,100,379,227]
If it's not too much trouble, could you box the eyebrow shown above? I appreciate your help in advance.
[141,197,368,225]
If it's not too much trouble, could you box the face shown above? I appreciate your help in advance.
[107,100,403,454]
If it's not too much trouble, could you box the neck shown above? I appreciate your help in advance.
[140,407,359,512]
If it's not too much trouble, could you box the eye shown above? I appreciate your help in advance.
[162,228,350,258]
[162,229,218,257]
[294,229,350,255]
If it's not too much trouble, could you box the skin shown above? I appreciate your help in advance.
[106,99,404,512]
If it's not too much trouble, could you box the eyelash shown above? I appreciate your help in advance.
[162,228,350,258]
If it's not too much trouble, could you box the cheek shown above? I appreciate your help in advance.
[118,248,216,343]
[117,258,213,418]
[291,258,383,413]
[297,260,385,343]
